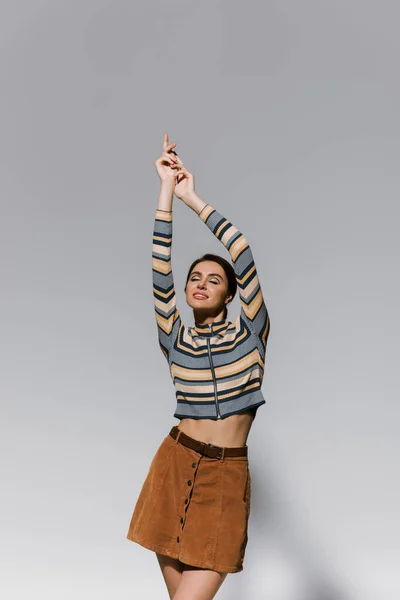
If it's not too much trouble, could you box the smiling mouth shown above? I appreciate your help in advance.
[193,293,208,299]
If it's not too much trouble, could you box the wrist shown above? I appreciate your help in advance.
[160,180,174,194]
[158,181,174,211]
[184,191,207,215]
[183,190,198,202]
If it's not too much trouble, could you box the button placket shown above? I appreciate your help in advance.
[179,456,200,537]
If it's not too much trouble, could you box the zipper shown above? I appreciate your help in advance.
[207,323,221,419]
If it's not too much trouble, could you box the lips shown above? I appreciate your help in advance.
[193,293,208,299]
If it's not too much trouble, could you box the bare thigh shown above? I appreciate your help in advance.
[156,553,184,599]
[173,565,228,600]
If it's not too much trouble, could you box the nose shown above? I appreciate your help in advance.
[196,280,207,290]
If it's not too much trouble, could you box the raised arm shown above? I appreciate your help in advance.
[199,203,269,351]
[152,207,181,360]
[172,154,270,353]
[152,134,182,361]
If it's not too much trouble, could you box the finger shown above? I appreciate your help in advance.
[163,133,176,152]
[163,133,168,150]
[163,151,177,164]
[171,153,181,166]
[157,154,175,168]
[163,158,177,168]
[165,154,178,165]
[170,156,184,170]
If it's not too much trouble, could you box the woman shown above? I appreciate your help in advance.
[126,134,270,600]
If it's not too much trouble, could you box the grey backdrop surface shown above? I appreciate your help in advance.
[1,1,399,599]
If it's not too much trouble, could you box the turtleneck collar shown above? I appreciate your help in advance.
[190,318,231,338]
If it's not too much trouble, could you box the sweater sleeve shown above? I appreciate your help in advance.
[198,203,270,352]
[152,209,181,360]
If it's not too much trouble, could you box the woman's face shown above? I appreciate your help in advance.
[185,260,232,315]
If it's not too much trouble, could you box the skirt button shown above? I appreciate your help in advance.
[180,517,184,524]
[177,536,180,543]
[184,498,188,504]
[187,480,192,486]
[191,462,197,468]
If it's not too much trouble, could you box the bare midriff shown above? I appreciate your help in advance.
[177,410,255,448]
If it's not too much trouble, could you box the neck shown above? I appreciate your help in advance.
[193,312,226,326]
[194,317,227,327]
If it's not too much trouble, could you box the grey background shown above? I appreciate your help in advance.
[1,1,399,599]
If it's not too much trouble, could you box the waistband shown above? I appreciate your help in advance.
[169,426,248,460]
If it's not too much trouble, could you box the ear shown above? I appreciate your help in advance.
[225,295,233,305]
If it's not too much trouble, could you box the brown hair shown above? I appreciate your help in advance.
[184,253,237,320]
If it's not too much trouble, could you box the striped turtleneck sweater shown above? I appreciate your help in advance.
[152,203,270,420]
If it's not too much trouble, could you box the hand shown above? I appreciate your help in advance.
[154,133,180,186]
[173,156,195,204]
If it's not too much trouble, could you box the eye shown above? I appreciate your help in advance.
[190,276,220,284]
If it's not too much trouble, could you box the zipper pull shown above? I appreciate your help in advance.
[209,323,213,334]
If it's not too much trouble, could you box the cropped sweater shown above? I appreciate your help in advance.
[152,203,270,421]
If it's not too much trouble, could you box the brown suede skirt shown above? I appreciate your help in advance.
[126,425,252,574]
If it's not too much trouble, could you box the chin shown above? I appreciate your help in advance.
[188,301,208,310]
[187,297,215,310]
